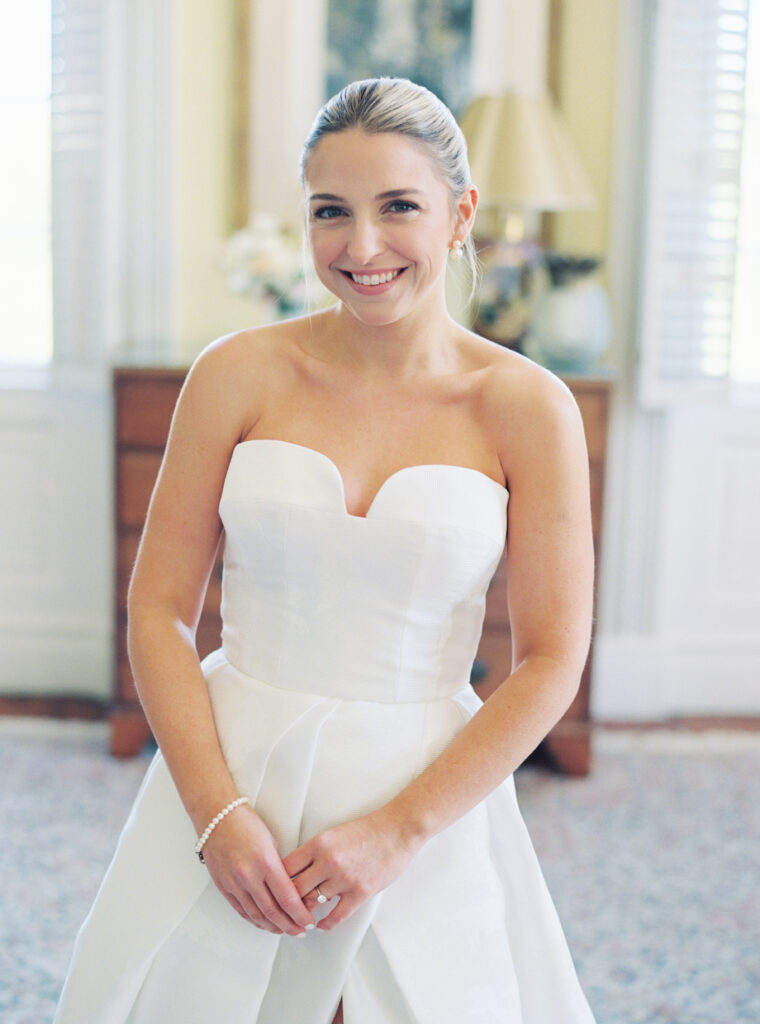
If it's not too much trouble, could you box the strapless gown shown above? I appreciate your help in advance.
[55,439,595,1024]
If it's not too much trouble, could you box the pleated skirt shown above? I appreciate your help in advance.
[55,648,595,1024]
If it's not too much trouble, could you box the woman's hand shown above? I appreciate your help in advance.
[282,808,424,932]
[201,805,316,936]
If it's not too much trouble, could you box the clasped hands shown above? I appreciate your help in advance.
[201,804,421,937]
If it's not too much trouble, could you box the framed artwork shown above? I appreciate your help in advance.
[325,0,474,116]
[230,0,251,231]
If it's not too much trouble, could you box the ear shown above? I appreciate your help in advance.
[453,184,478,241]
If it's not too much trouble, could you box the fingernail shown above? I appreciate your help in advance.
[305,923,316,931]
[294,932,306,939]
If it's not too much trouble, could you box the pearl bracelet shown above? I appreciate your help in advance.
[194,796,250,863]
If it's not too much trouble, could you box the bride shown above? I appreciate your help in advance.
[56,77,595,1023]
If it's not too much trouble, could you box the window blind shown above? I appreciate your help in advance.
[638,0,751,405]
[50,0,107,364]
[0,3,53,367]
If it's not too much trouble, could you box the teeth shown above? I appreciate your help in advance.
[350,270,400,286]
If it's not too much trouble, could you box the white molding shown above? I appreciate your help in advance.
[472,0,549,95]
[249,0,327,226]
[0,614,111,635]
[0,384,53,423]
[593,634,760,720]
[0,617,112,700]
[597,402,669,635]
[0,718,109,741]
[656,405,760,636]
[0,381,113,699]
[102,0,127,362]
[112,0,179,362]
[596,0,669,638]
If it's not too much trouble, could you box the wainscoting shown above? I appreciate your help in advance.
[0,370,113,701]
[594,398,760,721]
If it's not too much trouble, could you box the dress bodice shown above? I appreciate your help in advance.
[218,440,508,703]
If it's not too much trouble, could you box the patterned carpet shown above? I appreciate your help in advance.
[1,717,758,1024]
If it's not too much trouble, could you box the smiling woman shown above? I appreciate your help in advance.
[55,78,596,1024]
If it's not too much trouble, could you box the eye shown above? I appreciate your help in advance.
[386,199,419,214]
[311,205,346,220]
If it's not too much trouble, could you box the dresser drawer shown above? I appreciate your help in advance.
[117,451,164,527]
[572,386,609,461]
[116,375,183,446]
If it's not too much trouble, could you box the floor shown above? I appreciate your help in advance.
[1,718,758,1024]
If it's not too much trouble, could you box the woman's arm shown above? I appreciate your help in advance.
[127,336,315,937]
[285,366,594,929]
[386,368,594,835]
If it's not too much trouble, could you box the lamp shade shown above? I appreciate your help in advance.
[459,93,596,211]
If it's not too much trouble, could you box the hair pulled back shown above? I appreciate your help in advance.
[301,78,477,283]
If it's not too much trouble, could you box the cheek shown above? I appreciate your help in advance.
[309,231,340,269]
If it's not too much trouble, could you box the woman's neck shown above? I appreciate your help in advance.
[314,302,462,381]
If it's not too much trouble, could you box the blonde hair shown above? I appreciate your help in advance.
[301,78,477,288]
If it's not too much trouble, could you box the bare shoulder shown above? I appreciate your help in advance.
[186,318,302,396]
[464,334,587,486]
[177,317,312,444]
[481,344,581,432]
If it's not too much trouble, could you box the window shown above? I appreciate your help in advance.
[49,0,108,366]
[0,2,53,366]
[731,2,760,384]
[0,0,110,372]
[638,0,758,404]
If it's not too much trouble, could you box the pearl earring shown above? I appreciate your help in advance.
[450,239,464,261]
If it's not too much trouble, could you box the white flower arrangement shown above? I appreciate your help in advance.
[223,214,331,318]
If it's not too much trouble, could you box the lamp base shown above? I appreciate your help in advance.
[472,238,542,350]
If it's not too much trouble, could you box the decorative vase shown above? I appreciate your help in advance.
[525,258,611,372]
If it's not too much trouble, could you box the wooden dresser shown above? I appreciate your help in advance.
[111,368,223,756]
[111,367,611,771]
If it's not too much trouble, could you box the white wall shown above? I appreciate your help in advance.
[0,370,113,698]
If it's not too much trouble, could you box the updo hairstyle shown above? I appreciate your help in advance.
[301,78,477,285]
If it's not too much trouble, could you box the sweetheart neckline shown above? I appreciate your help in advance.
[232,438,508,520]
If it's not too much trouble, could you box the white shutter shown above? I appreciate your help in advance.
[50,0,181,368]
[731,1,760,389]
[0,3,53,368]
[638,0,751,405]
[50,0,108,365]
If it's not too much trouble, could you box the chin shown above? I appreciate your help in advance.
[342,300,411,329]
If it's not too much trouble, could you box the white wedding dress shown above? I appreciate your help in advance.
[55,439,595,1024]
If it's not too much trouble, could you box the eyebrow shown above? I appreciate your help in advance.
[308,188,425,202]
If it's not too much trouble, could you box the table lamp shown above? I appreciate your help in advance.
[458,92,596,345]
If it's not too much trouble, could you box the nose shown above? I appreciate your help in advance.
[345,215,383,266]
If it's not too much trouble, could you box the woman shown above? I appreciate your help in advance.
[56,78,596,1023]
